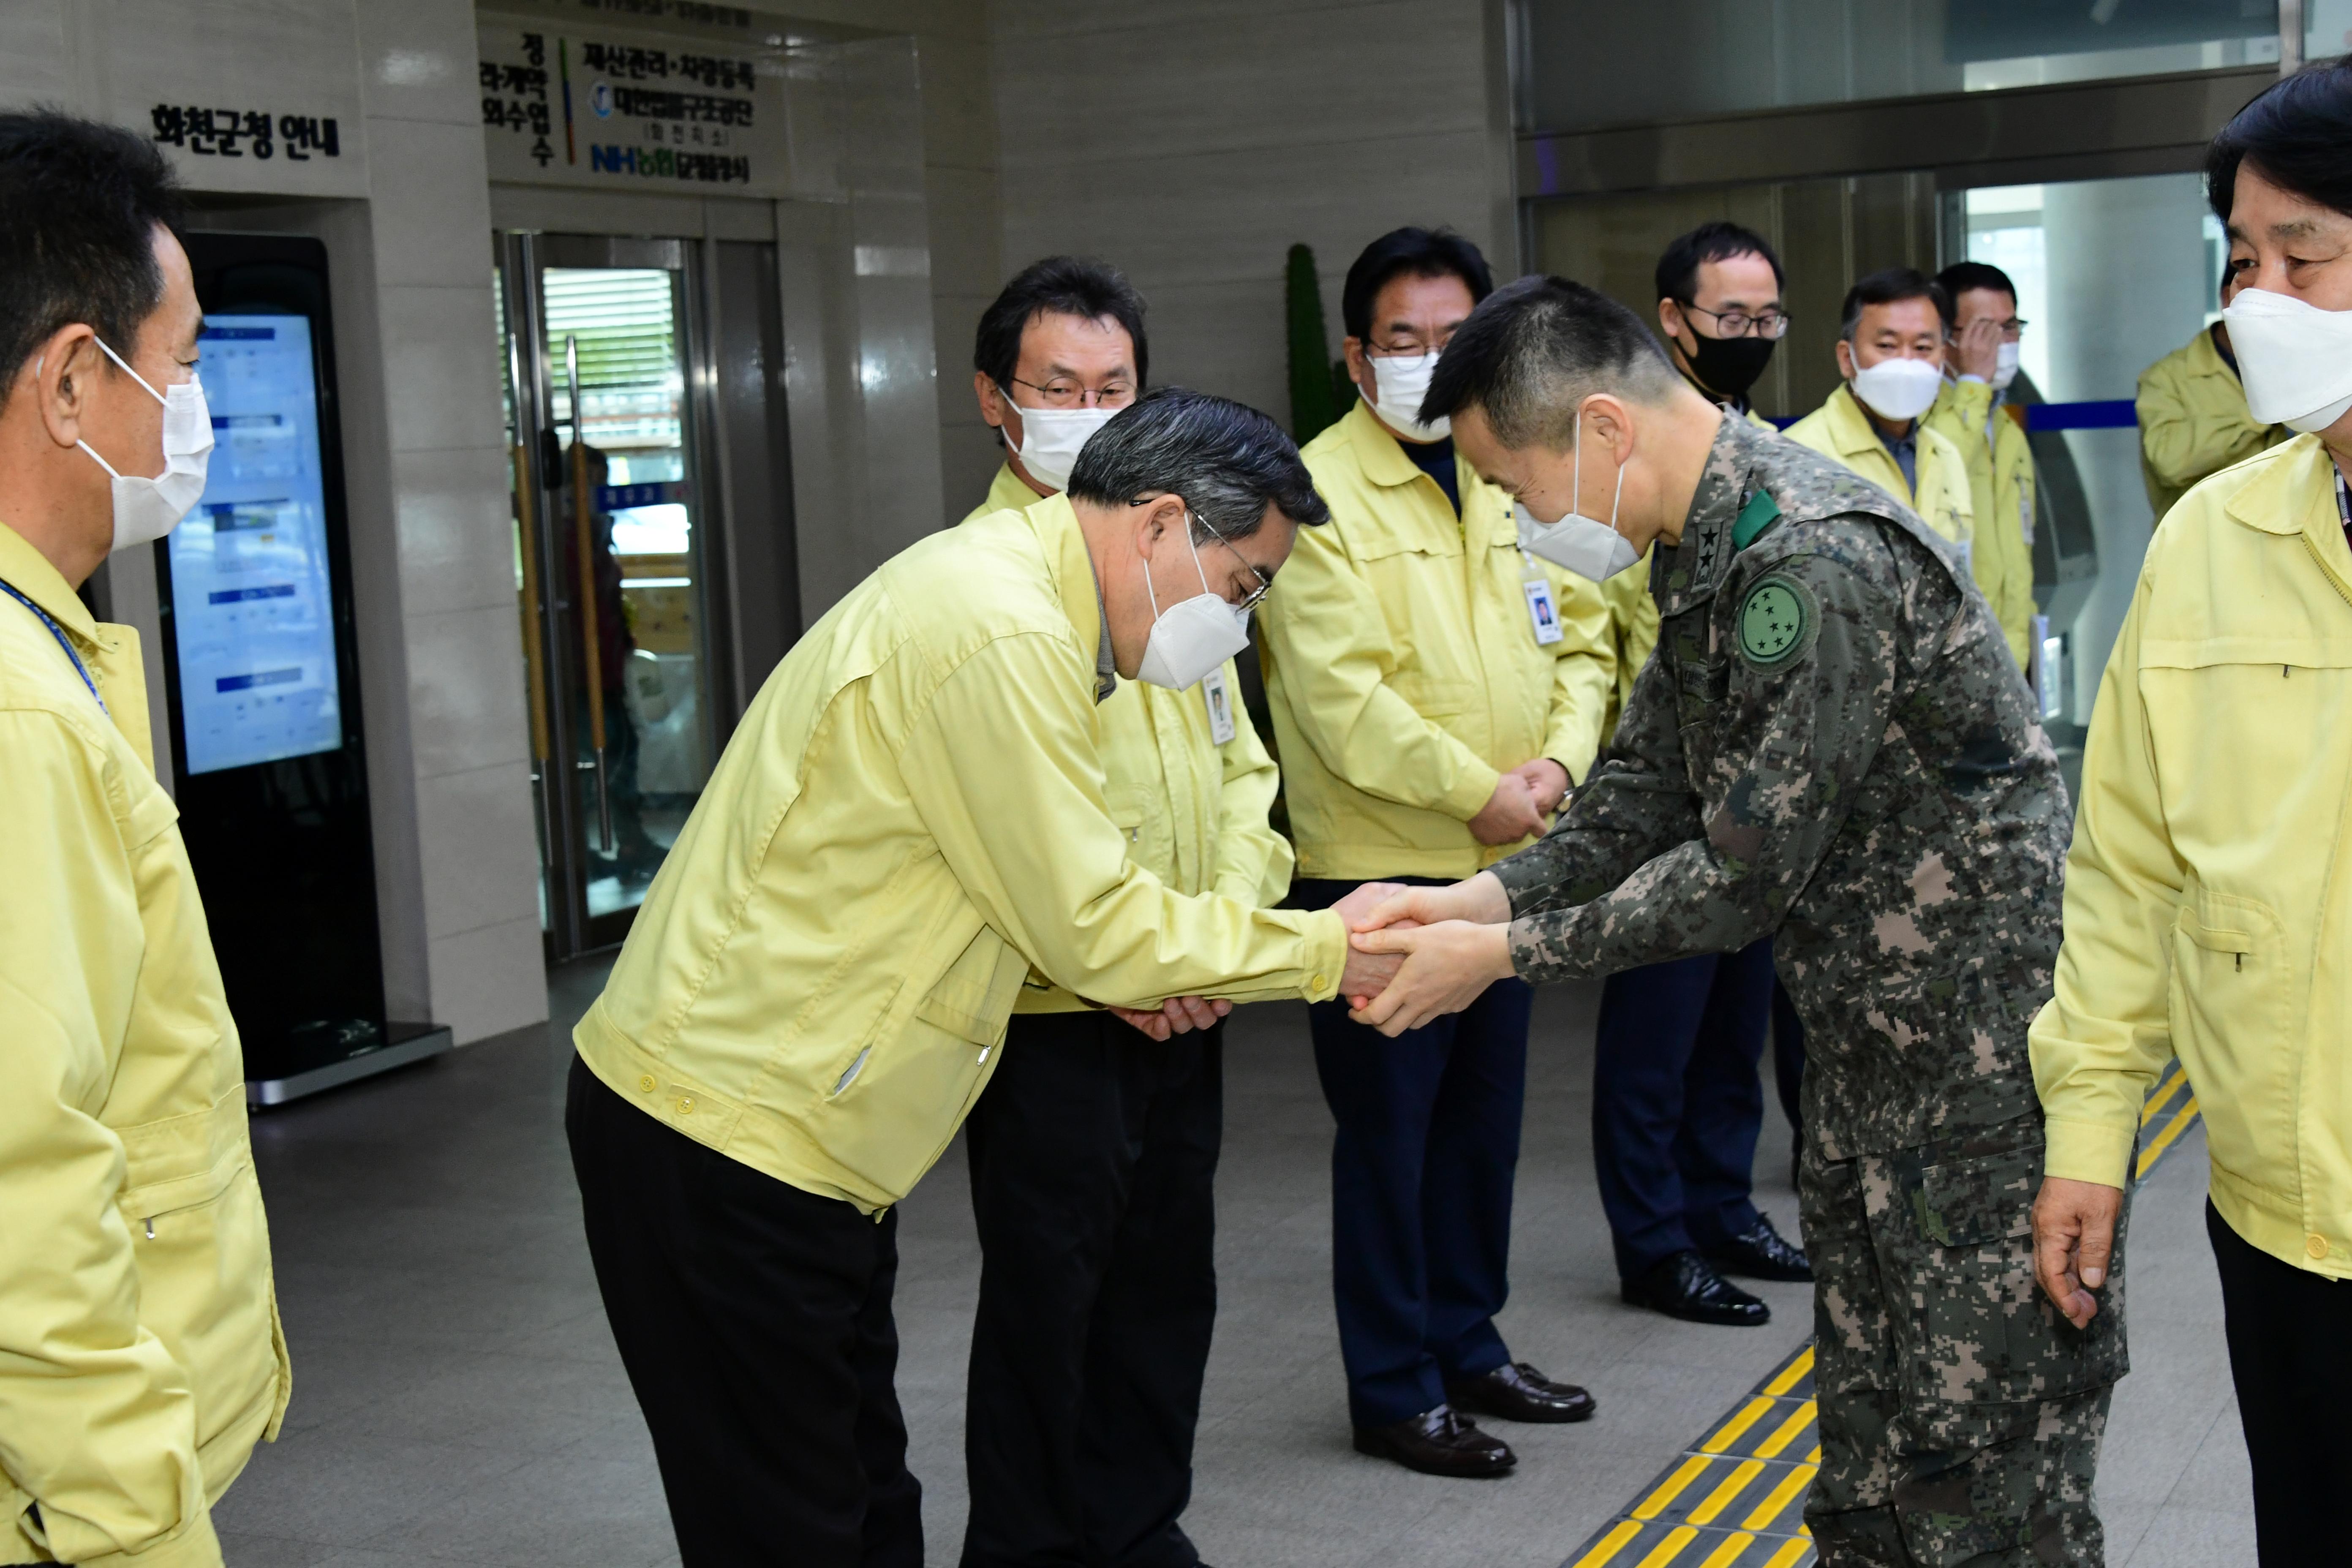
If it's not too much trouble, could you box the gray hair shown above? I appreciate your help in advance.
[1067,387,1330,539]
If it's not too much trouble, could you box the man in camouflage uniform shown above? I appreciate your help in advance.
[1342,276,2126,1565]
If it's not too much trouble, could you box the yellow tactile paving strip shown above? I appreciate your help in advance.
[1564,1063,2200,1568]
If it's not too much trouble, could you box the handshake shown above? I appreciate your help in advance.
[1108,873,1524,1043]
[1329,872,1519,1037]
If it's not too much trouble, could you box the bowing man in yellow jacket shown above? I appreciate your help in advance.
[2136,262,2288,521]
[570,389,1391,1562]
[1258,229,1611,1480]
[1930,261,2041,670]
[954,259,1293,1567]
[0,117,288,1568]
[1785,268,1977,576]
[2031,74,2352,1557]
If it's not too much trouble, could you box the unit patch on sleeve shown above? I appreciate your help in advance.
[1735,573,1817,670]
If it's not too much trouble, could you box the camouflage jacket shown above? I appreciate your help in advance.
[1489,415,2069,1159]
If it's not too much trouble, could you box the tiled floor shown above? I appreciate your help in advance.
[212,959,2251,1566]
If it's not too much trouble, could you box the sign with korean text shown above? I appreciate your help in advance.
[476,20,788,198]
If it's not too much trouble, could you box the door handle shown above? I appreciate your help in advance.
[566,335,614,855]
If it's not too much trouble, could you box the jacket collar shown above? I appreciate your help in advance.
[981,461,1043,518]
[1028,490,1116,702]
[1341,398,1431,490]
[1655,411,1778,617]
[2224,433,2338,539]
[0,518,101,651]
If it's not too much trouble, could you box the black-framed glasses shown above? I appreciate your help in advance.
[1004,375,1136,410]
[1949,318,2030,340]
[1679,302,1791,339]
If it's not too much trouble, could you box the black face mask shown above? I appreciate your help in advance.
[1680,326,1777,402]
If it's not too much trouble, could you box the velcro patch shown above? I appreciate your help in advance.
[1735,574,1817,670]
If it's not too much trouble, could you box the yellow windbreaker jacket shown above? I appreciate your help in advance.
[2136,323,2289,521]
[1259,401,1617,880]
[0,524,288,1568]
[2033,436,2352,1274]
[574,493,1347,1213]
[1926,379,2039,669]
[1785,383,1976,555]
[962,465,1292,1010]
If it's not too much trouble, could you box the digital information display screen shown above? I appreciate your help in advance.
[167,316,344,776]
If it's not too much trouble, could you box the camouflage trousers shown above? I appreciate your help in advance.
[1799,1115,2129,1566]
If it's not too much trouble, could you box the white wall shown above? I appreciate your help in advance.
[985,0,1517,442]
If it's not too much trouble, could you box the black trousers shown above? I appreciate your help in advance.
[961,1011,1222,1568]
[1592,939,1775,1279]
[566,1057,922,1568]
[1293,877,1528,1428]
[2208,1199,2352,1565]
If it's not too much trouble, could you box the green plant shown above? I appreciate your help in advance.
[1285,244,1352,443]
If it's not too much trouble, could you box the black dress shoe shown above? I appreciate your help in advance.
[1352,1405,1516,1478]
[1622,1250,1771,1326]
[1446,1361,1597,1424]
[1705,1213,1814,1282]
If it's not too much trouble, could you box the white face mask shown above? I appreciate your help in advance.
[1992,340,2021,392]
[79,337,213,551]
[1848,354,1944,423]
[1364,350,1448,442]
[1514,409,1639,582]
[1135,512,1252,691]
[1002,394,1117,493]
[2221,287,2352,434]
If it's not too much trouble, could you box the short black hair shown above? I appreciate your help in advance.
[1655,221,1784,304]
[0,110,185,392]
[1838,267,1952,341]
[1420,275,1682,449]
[1935,260,2017,306]
[2207,55,2352,224]
[1067,387,1330,540]
[973,256,1148,393]
[1340,227,1493,341]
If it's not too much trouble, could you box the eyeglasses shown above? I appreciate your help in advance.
[1949,318,2029,341]
[1004,376,1136,410]
[1141,500,1272,611]
[1362,333,1451,357]
[1678,302,1791,339]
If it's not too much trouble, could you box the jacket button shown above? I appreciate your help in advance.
[677,1096,695,1115]
[1311,972,1329,991]
[2309,1233,2329,1259]
[637,1075,656,1094]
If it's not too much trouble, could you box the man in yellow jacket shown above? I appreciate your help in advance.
[2032,65,2352,1561]
[1258,228,1610,1480]
[955,259,1293,1568]
[1931,261,2041,670]
[1785,268,1978,572]
[0,113,287,1568]
[569,388,1394,1565]
[2136,262,2287,520]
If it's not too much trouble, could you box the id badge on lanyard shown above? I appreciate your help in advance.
[1201,666,1238,744]
[1521,553,1564,646]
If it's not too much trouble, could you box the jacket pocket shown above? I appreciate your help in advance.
[1388,669,1476,720]
[1102,782,1168,876]
[2170,889,2293,1191]
[1908,1138,2127,1407]
[817,923,1028,1197]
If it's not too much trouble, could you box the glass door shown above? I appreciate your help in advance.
[499,233,724,957]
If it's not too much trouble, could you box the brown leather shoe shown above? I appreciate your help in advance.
[1446,1361,1597,1424]
[1352,1405,1516,1478]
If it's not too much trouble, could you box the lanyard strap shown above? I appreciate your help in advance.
[0,578,107,716]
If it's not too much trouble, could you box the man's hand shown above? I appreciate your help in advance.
[1107,996,1231,1041]
[1952,316,2002,383]
[1356,871,1512,934]
[1345,920,1516,1036]
[1328,881,1410,932]
[1508,758,1571,817]
[1337,944,1403,1011]
[1468,773,1545,845]
[2031,1176,2123,1330]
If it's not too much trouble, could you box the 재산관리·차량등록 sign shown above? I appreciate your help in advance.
[476,23,789,198]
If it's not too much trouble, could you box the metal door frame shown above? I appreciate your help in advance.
[498,229,733,960]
